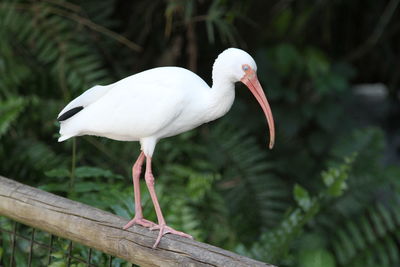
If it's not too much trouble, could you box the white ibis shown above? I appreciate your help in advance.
[57,48,275,248]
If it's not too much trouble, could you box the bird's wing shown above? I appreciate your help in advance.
[57,85,111,120]
[62,67,201,140]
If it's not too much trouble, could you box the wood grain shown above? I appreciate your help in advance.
[0,176,274,267]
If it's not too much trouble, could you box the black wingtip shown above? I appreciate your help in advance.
[57,106,84,121]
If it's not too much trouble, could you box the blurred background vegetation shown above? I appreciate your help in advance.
[0,0,399,266]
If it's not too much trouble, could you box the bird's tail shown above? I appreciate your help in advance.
[58,134,74,142]
[58,121,78,142]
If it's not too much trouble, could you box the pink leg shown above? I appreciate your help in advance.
[144,156,193,248]
[123,152,156,229]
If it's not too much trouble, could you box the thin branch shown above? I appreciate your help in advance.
[43,0,82,13]
[0,2,142,52]
[186,21,198,72]
[345,0,400,61]
[270,0,295,18]
[191,15,208,23]
[46,6,142,52]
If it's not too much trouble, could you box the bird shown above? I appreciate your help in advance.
[57,48,275,248]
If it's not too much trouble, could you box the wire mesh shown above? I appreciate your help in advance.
[0,216,136,267]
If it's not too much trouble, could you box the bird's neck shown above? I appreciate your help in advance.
[204,76,236,122]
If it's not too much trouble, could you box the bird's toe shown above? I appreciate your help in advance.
[151,224,193,248]
[123,217,156,229]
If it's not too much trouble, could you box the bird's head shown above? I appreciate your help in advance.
[213,48,275,149]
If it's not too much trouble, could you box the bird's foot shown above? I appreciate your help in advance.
[150,224,193,248]
[123,216,156,230]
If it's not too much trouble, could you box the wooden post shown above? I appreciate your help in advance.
[0,176,274,267]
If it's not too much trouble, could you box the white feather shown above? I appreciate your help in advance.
[58,48,258,157]
[57,85,110,119]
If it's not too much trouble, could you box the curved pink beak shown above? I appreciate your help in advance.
[241,69,275,149]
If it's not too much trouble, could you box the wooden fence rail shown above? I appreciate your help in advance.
[0,176,274,267]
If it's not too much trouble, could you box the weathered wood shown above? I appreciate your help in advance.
[0,176,274,267]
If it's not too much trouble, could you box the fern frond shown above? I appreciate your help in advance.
[237,155,354,264]
[206,120,290,244]
[0,138,66,184]
[328,128,398,218]
[0,97,26,137]
[0,1,111,98]
[332,203,400,266]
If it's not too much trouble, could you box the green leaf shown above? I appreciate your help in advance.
[272,9,293,36]
[50,251,64,259]
[73,182,107,193]
[294,184,311,211]
[49,261,66,267]
[322,155,355,197]
[299,249,336,267]
[45,168,70,179]
[39,183,69,193]
[305,47,329,79]
[275,43,301,74]
[75,166,123,179]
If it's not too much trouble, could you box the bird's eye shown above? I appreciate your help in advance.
[242,65,249,71]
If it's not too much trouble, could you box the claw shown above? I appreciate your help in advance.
[150,224,193,248]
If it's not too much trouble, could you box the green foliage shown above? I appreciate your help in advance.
[0,0,113,186]
[0,1,110,96]
[206,121,290,245]
[298,248,336,267]
[0,97,26,137]
[164,0,247,45]
[321,156,352,197]
[237,155,354,264]
[333,203,400,266]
